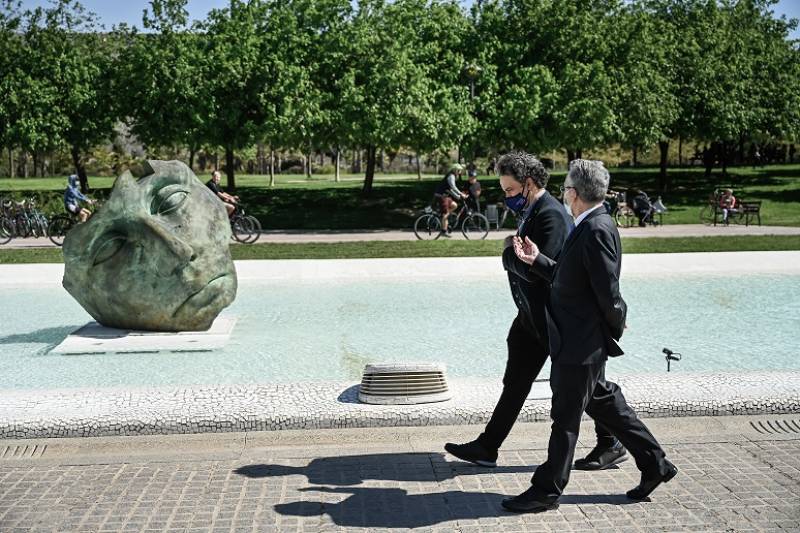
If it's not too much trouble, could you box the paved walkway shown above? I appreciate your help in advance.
[3,224,800,248]
[1,415,799,532]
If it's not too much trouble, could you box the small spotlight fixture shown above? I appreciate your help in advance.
[662,347,682,372]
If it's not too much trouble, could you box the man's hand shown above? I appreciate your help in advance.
[514,236,539,265]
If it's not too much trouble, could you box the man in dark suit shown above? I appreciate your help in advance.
[503,159,677,513]
[445,152,623,469]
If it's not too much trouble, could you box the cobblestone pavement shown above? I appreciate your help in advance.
[1,416,799,532]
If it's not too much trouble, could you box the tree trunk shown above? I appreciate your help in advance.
[575,149,582,160]
[21,151,28,178]
[189,147,196,171]
[213,152,219,171]
[32,151,40,177]
[738,135,745,165]
[416,151,422,180]
[269,147,275,187]
[306,148,312,178]
[334,147,340,183]
[678,136,683,166]
[378,148,384,173]
[658,140,669,192]
[70,145,89,192]
[225,146,236,191]
[7,148,13,178]
[256,143,264,175]
[362,145,377,196]
[721,141,729,176]
[632,147,638,167]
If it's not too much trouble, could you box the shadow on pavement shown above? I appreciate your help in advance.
[234,452,534,485]
[274,486,638,528]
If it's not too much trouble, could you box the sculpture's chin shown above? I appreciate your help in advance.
[169,274,237,331]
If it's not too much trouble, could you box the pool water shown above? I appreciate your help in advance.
[0,273,798,390]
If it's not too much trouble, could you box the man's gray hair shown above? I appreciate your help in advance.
[567,159,609,203]
[496,151,549,189]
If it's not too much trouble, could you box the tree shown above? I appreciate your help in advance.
[198,0,272,191]
[32,1,117,190]
[474,0,621,158]
[0,1,23,177]
[611,3,678,184]
[117,0,211,172]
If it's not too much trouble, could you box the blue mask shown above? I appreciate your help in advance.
[505,193,527,213]
[505,180,530,213]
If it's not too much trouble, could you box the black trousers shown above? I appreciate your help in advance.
[530,361,669,502]
[477,313,615,452]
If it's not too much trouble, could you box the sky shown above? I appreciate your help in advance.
[17,0,800,38]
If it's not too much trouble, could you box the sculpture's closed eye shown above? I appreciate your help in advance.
[151,185,189,216]
[92,235,127,266]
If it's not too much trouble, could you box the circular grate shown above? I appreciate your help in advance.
[358,362,451,405]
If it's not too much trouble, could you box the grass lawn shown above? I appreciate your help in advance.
[2,235,799,264]
[1,165,799,230]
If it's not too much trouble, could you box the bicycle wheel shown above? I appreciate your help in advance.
[48,215,73,246]
[699,205,714,226]
[33,215,48,238]
[461,213,490,240]
[244,215,261,243]
[14,214,31,238]
[615,208,635,228]
[413,214,442,240]
[0,217,12,245]
[231,215,255,243]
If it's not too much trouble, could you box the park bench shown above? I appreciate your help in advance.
[739,201,762,226]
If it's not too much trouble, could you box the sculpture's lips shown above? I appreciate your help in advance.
[172,273,233,317]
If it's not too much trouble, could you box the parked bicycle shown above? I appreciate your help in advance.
[413,201,490,240]
[0,197,51,243]
[230,204,261,244]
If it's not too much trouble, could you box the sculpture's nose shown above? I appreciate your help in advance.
[138,217,196,265]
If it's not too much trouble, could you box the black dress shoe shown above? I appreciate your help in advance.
[574,441,628,471]
[501,486,559,513]
[626,460,678,500]
[444,440,497,467]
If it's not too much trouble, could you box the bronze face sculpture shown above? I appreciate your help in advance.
[62,160,238,332]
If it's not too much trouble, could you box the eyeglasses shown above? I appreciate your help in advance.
[559,185,575,193]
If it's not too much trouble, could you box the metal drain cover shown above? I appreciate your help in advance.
[358,362,451,405]
[749,419,800,435]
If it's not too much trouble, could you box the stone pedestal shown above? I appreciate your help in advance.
[51,317,236,355]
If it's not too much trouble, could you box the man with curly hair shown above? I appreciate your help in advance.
[445,152,624,471]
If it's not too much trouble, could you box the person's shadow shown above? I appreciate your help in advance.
[234,452,533,485]
[274,486,637,528]
[236,452,637,527]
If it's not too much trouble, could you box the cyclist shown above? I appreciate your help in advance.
[206,170,239,217]
[63,174,94,223]
[433,163,468,237]
[466,169,482,212]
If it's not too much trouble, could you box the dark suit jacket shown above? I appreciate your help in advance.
[502,191,571,341]
[531,206,627,365]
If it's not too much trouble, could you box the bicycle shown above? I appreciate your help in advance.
[48,200,100,246]
[230,203,261,244]
[47,213,78,246]
[699,189,742,226]
[612,192,636,228]
[413,200,490,240]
